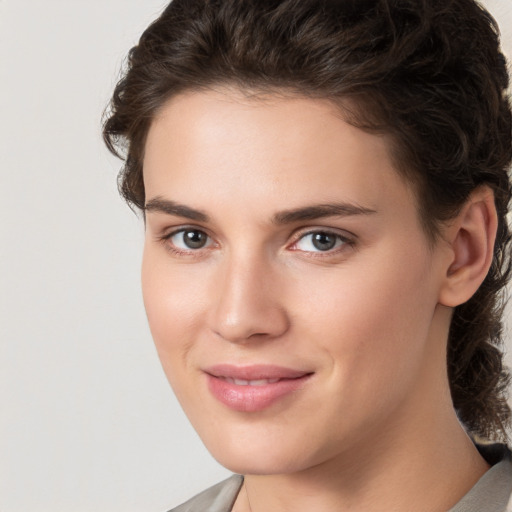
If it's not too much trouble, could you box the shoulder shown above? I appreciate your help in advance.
[167,475,244,512]
[449,443,512,512]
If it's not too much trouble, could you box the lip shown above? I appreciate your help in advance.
[204,364,313,412]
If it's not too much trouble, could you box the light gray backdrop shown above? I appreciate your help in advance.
[0,1,511,511]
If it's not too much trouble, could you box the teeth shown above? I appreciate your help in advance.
[225,378,280,386]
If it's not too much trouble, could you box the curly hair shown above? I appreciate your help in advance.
[103,0,512,440]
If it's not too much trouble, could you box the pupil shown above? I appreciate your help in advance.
[312,232,336,251]
[184,230,206,249]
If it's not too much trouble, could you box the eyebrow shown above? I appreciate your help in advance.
[144,197,210,222]
[144,197,376,224]
[271,203,377,224]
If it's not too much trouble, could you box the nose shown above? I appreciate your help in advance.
[207,254,290,343]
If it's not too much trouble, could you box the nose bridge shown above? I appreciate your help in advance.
[209,247,289,342]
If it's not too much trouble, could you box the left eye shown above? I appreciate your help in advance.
[294,231,347,252]
[168,229,212,250]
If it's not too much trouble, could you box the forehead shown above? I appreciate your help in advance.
[143,88,420,225]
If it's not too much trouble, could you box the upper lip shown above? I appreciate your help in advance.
[204,364,312,380]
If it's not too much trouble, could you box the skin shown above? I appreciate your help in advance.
[141,88,492,511]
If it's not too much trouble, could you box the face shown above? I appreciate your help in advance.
[142,88,452,475]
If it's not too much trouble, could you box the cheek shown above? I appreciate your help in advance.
[141,248,207,375]
[295,247,438,384]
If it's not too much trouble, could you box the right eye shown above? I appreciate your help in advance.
[167,228,213,251]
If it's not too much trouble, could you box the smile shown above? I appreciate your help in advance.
[204,365,313,412]
[223,378,280,386]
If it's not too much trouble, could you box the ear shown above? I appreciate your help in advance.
[438,186,497,308]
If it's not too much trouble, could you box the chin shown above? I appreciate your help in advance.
[212,450,309,476]
[199,427,324,476]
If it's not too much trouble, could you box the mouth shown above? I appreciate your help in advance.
[221,377,281,386]
[204,364,314,412]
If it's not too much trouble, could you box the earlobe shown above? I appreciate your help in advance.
[438,187,497,308]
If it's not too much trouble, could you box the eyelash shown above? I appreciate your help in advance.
[158,227,355,258]
[158,227,216,257]
[289,229,355,256]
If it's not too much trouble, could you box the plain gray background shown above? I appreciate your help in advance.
[0,1,511,511]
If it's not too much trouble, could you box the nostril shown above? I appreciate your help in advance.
[207,267,290,342]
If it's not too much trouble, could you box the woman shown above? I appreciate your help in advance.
[103,0,512,510]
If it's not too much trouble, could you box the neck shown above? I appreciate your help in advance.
[233,311,490,512]
[235,407,488,512]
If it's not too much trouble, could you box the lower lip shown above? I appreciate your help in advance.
[206,374,312,412]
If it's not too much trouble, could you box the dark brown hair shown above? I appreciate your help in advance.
[103,0,512,440]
